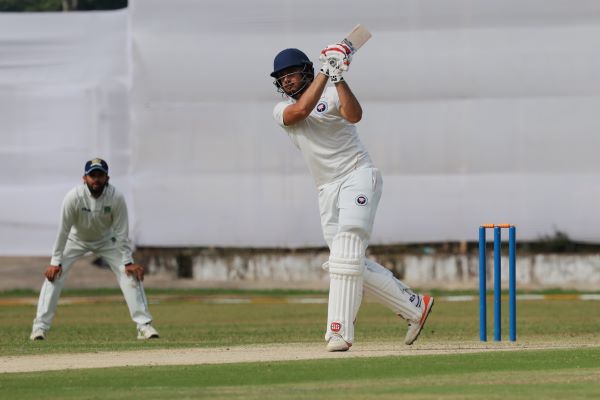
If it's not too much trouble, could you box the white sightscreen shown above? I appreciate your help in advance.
[2,1,600,255]
[130,0,600,246]
[0,10,131,255]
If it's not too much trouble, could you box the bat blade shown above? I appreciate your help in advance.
[341,24,372,54]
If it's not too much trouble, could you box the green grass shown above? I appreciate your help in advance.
[2,287,598,298]
[2,295,600,356]
[2,300,328,355]
[0,287,328,298]
[1,349,599,399]
[1,290,600,399]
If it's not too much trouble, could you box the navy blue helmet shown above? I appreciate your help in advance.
[271,48,314,98]
[270,48,313,78]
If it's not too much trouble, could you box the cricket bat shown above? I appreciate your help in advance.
[341,24,372,54]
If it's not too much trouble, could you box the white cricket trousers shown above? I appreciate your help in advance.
[319,167,421,323]
[32,238,153,331]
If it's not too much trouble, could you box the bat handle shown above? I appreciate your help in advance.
[341,39,356,54]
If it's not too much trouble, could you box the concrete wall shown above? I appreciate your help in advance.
[138,248,600,291]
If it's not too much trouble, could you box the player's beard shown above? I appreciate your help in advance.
[287,72,314,100]
[86,182,107,197]
[287,80,310,100]
[275,65,314,100]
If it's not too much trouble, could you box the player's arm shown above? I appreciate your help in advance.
[319,43,362,123]
[335,81,362,124]
[46,193,76,281]
[282,73,329,125]
[113,195,144,281]
[112,194,134,266]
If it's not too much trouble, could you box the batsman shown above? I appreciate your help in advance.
[29,158,159,341]
[270,40,434,351]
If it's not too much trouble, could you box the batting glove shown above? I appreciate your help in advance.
[319,43,352,71]
[319,62,345,83]
[329,69,345,83]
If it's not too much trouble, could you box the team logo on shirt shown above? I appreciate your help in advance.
[104,206,111,213]
[355,194,368,206]
[315,100,328,113]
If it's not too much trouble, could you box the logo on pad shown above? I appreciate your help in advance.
[409,294,421,307]
[330,322,342,332]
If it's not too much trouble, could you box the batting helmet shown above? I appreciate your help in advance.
[270,48,313,78]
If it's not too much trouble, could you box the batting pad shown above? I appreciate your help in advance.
[363,259,421,321]
[326,232,365,343]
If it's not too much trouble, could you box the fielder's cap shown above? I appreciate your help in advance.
[84,158,109,175]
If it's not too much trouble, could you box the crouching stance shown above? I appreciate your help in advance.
[270,47,434,351]
[30,158,159,341]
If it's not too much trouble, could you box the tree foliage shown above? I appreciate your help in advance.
[0,0,127,11]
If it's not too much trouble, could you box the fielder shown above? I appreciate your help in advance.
[30,158,159,340]
[270,46,434,351]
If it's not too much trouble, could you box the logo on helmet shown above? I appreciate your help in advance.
[355,195,368,206]
[315,101,328,113]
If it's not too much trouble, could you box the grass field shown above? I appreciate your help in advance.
[1,289,599,399]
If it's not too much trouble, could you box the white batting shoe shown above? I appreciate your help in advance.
[404,295,434,345]
[326,334,351,352]
[137,324,160,340]
[30,328,47,341]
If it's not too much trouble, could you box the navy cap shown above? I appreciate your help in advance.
[84,158,109,175]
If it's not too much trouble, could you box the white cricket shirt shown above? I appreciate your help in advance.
[50,184,134,266]
[273,87,373,187]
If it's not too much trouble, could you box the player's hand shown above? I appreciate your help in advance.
[329,68,344,83]
[125,263,145,281]
[320,62,344,83]
[319,43,352,71]
[45,265,62,282]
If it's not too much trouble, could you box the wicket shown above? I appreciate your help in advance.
[479,224,517,342]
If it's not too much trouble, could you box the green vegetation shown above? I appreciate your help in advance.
[0,0,127,12]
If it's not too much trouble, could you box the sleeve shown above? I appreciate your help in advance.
[112,193,135,266]
[273,102,289,127]
[49,192,76,266]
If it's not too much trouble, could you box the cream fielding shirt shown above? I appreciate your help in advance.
[273,87,373,188]
[50,184,134,266]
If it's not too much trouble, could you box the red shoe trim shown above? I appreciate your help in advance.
[419,296,432,325]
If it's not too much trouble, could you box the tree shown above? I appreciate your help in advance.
[0,0,127,11]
